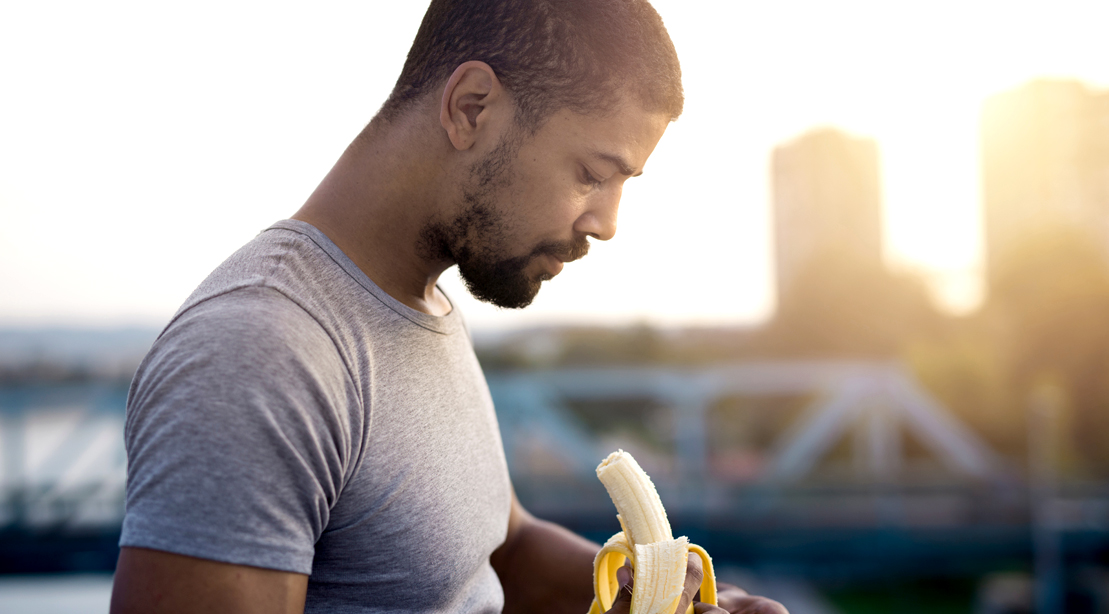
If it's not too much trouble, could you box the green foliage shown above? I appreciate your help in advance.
[708,394,814,452]
[561,397,673,453]
[475,324,760,370]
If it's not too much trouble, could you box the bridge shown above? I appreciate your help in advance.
[488,361,1107,608]
[489,360,1006,488]
[0,383,127,532]
[0,362,1105,603]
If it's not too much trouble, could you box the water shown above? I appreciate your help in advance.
[0,574,113,614]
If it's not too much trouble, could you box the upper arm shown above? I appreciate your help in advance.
[491,490,601,614]
[497,489,535,556]
[110,547,308,614]
[121,289,360,580]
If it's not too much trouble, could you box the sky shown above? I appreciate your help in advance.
[2,0,1109,332]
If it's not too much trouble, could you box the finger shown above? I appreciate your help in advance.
[715,584,752,611]
[617,565,632,591]
[605,566,634,614]
[693,603,730,614]
[715,582,749,598]
[724,596,790,614]
[673,553,705,614]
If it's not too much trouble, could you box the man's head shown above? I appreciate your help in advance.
[420,85,671,308]
[380,0,683,134]
[390,0,682,309]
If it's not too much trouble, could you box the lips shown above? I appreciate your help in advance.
[530,235,589,277]
[546,239,590,264]
[544,252,566,276]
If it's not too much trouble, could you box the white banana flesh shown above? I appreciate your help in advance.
[587,450,717,614]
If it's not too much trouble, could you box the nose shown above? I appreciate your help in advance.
[573,189,621,241]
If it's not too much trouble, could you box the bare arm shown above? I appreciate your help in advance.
[490,491,599,614]
[109,547,308,614]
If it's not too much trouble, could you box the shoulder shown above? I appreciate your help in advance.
[159,285,343,372]
[128,286,358,436]
[125,285,363,506]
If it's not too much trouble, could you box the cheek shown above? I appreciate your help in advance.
[505,156,591,230]
[509,179,583,224]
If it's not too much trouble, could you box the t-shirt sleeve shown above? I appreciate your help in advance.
[120,286,361,575]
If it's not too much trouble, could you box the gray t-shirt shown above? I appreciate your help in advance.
[121,220,512,613]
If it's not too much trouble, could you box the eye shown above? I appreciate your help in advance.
[580,166,603,188]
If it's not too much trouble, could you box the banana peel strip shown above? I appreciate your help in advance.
[594,532,635,608]
[687,543,717,608]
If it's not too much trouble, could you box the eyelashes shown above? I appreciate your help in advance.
[581,167,603,188]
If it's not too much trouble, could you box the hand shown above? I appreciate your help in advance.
[602,559,788,614]
[605,554,723,614]
[714,582,789,614]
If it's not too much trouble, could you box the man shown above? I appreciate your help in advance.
[110,1,787,613]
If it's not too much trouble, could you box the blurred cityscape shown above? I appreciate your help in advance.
[3,79,1109,612]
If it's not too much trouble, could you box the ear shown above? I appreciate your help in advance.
[439,61,506,151]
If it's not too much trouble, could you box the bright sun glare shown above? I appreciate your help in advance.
[1,0,1108,329]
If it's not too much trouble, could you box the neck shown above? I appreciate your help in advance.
[292,113,456,316]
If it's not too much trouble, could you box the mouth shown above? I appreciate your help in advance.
[532,236,590,278]
[549,240,590,263]
[542,252,566,276]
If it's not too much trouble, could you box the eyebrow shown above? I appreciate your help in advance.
[590,150,643,177]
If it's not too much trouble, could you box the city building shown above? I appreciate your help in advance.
[981,80,1109,290]
[771,128,884,307]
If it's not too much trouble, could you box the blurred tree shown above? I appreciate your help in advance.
[987,226,1109,475]
[905,330,1022,458]
[706,393,813,482]
[558,324,666,365]
[475,324,762,370]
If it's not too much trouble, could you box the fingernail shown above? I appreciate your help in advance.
[617,566,631,587]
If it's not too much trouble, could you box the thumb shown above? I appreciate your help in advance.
[605,565,634,614]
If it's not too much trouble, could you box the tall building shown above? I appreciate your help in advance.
[981,80,1109,290]
[772,128,883,306]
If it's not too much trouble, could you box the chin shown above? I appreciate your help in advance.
[460,271,542,310]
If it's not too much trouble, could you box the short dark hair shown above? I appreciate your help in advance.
[378,0,683,132]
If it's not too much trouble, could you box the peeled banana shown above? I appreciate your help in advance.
[587,450,717,614]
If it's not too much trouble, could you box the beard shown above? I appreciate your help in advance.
[447,199,590,309]
[419,135,590,309]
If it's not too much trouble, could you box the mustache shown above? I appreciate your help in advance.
[532,235,591,263]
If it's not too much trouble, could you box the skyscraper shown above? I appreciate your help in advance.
[772,128,883,307]
[981,80,1109,290]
